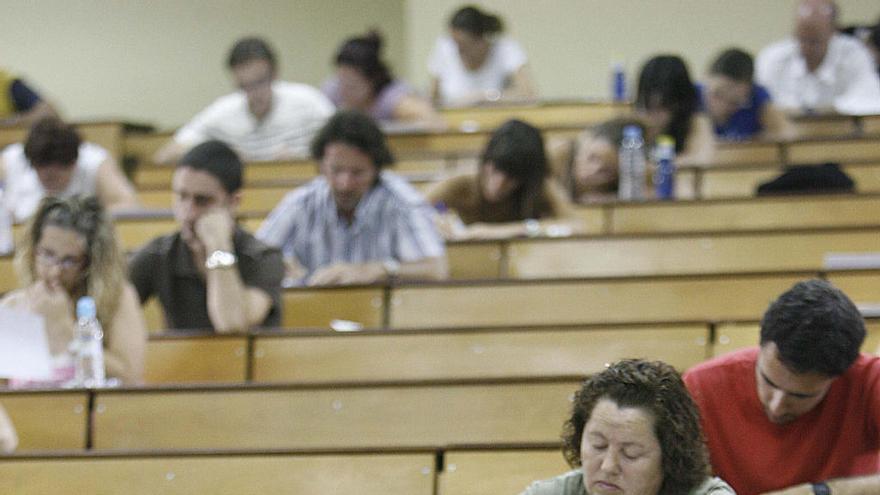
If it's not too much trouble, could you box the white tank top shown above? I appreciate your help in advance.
[1,142,106,222]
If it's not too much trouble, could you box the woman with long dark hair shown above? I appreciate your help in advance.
[426,119,578,240]
[635,55,715,165]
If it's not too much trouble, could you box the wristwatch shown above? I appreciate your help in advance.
[811,482,831,495]
[382,259,401,279]
[205,250,237,270]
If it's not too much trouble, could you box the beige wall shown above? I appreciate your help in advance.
[0,0,405,129]
[404,0,880,101]
[0,1,876,129]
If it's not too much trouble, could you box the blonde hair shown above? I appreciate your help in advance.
[14,196,126,332]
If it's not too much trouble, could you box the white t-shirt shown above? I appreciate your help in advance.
[1,142,106,222]
[428,35,527,107]
[174,81,335,162]
[756,33,880,115]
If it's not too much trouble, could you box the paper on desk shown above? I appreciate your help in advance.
[0,306,52,379]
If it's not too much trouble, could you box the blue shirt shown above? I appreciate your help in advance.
[697,83,772,141]
[256,171,445,283]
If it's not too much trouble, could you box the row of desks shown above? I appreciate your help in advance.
[5,315,879,454]
[0,446,567,495]
[144,319,880,385]
[125,126,880,172]
[0,107,877,168]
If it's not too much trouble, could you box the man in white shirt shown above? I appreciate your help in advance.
[756,0,880,115]
[155,37,334,164]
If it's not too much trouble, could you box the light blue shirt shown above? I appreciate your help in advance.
[256,171,445,282]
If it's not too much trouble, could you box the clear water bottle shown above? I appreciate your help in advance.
[0,191,13,255]
[611,62,626,102]
[618,125,646,201]
[654,135,676,200]
[73,296,105,388]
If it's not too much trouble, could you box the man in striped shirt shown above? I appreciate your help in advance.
[154,37,334,164]
[257,111,447,286]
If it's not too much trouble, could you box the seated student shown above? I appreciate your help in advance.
[548,117,648,204]
[699,48,797,141]
[130,141,283,333]
[0,404,15,453]
[635,55,715,166]
[1,196,146,385]
[257,111,447,286]
[426,119,578,240]
[323,31,441,126]
[685,279,880,495]
[0,117,139,223]
[869,21,880,77]
[757,0,880,115]
[0,67,57,127]
[154,37,334,164]
[428,5,537,107]
[521,359,734,495]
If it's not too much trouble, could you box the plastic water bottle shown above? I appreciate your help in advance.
[611,62,626,102]
[618,125,646,200]
[0,191,13,255]
[73,296,105,388]
[654,135,676,200]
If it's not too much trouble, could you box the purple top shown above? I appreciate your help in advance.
[322,78,412,122]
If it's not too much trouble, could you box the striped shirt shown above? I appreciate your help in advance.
[174,81,334,161]
[256,171,445,280]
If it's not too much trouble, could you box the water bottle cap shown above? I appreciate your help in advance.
[76,296,97,319]
[657,135,675,148]
[622,125,642,139]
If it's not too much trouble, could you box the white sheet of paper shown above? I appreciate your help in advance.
[0,306,52,379]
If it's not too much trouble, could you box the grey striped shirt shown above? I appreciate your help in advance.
[256,171,445,279]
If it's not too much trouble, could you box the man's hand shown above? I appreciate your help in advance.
[307,262,386,286]
[194,208,235,253]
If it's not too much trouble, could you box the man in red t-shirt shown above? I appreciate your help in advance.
[685,279,880,495]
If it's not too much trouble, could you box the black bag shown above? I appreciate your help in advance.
[756,162,855,196]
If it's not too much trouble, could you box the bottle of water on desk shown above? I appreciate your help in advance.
[73,296,105,388]
[618,125,646,200]
[654,135,676,200]
[611,62,626,102]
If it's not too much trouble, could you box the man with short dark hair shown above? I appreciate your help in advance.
[685,279,880,495]
[0,117,138,222]
[154,36,333,164]
[257,111,447,286]
[756,0,880,114]
[130,140,283,332]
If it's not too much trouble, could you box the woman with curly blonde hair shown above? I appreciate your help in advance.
[2,195,145,385]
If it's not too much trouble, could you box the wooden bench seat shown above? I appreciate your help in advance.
[387,273,805,329]
[439,448,568,495]
[250,323,709,383]
[590,193,880,234]
[90,377,582,450]
[505,228,880,278]
[0,391,89,451]
[0,451,435,494]
[145,334,248,384]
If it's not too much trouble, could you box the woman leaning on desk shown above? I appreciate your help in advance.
[425,119,581,240]
[0,196,145,387]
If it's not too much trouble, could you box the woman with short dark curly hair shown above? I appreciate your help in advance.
[522,359,735,495]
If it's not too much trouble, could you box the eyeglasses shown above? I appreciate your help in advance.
[35,247,86,271]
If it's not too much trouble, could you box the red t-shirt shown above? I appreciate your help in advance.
[684,348,880,495]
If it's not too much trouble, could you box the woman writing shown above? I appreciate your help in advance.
[1,196,145,386]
